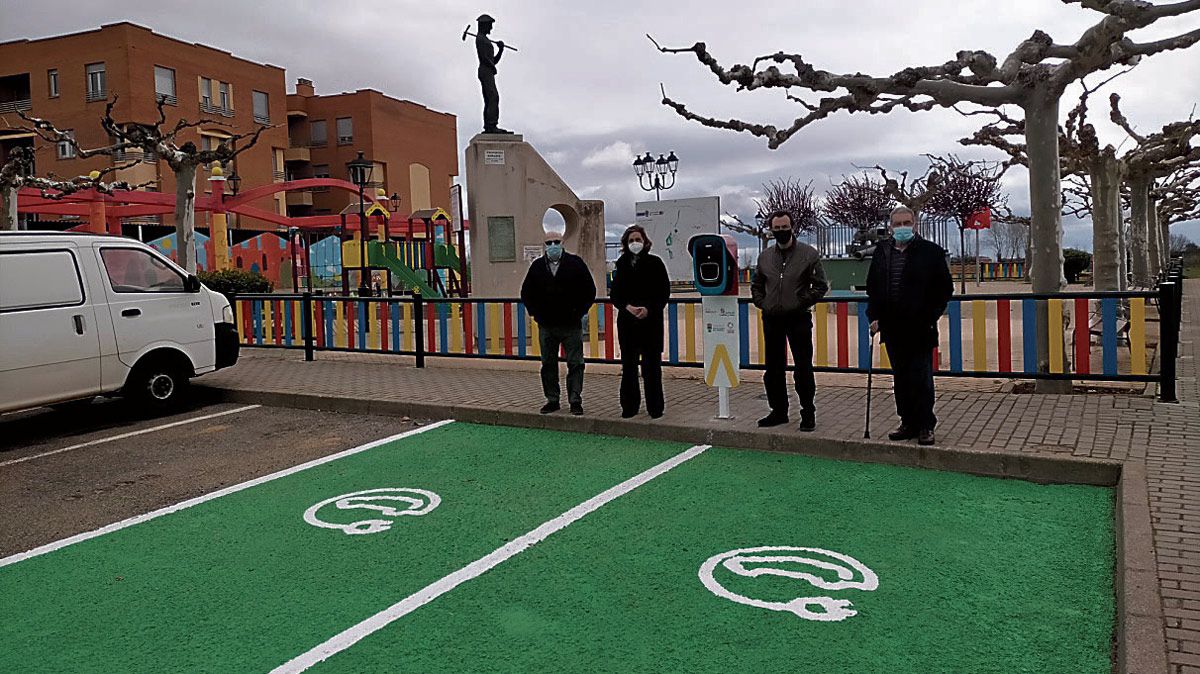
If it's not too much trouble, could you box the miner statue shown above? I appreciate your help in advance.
[474,14,512,134]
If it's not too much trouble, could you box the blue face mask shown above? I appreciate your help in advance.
[545,243,563,261]
[892,226,915,243]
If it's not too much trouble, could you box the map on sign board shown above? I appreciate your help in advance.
[635,196,720,283]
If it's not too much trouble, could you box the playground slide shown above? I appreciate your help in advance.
[367,242,442,298]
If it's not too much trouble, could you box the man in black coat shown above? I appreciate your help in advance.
[751,210,830,431]
[609,225,670,418]
[866,206,954,446]
[520,233,597,415]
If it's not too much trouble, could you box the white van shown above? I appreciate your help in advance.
[0,231,239,413]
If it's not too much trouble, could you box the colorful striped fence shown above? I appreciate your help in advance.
[233,289,1161,382]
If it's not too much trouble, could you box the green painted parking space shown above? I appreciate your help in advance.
[0,423,690,674]
[311,445,1114,673]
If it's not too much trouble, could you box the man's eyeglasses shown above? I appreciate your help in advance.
[544,240,562,245]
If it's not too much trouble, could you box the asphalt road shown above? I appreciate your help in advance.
[0,394,427,557]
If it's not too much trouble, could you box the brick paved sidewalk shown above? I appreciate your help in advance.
[199,279,1199,672]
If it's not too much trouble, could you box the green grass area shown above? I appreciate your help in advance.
[1,424,1114,673]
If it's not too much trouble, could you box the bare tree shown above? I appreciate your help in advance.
[1110,93,1200,281]
[650,0,1200,384]
[18,97,272,272]
[0,139,142,230]
[820,172,894,257]
[720,212,766,244]
[860,161,942,217]
[1170,231,1193,256]
[755,177,821,232]
[988,219,1030,261]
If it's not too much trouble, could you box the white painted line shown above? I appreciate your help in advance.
[0,419,456,569]
[0,405,263,469]
[271,442,712,673]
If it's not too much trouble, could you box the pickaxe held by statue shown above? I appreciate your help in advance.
[461,25,519,52]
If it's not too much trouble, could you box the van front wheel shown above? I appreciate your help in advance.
[126,361,189,409]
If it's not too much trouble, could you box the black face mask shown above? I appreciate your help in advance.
[772,229,793,245]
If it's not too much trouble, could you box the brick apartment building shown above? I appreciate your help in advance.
[0,23,459,236]
[0,22,290,233]
[283,79,458,220]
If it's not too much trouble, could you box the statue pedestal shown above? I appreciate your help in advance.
[466,134,606,298]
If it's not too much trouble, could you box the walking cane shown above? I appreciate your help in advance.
[864,331,875,439]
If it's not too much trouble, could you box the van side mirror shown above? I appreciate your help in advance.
[185,274,202,293]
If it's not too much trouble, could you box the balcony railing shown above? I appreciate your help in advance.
[156,93,177,106]
[254,113,270,125]
[114,148,159,164]
[199,101,235,118]
[0,99,32,114]
[273,171,286,182]
[85,89,107,102]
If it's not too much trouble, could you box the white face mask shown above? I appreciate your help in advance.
[628,241,644,255]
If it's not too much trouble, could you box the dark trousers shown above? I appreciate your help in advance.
[479,71,499,131]
[618,320,664,416]
[762,312,816,416]
[884,335,937,431]
[539,324,584,406]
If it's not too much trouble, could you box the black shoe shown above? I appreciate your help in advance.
[621,410,637,419]
[799,413,816,432]
[570,404,584,416]
[758,412,789,428]
[648,410,663,419]
[888,425,918,441]
[918,429,935,446]
[540,402,560,414]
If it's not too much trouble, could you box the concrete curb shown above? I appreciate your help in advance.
[1115,462,1169,674]
[202,384,1165,671]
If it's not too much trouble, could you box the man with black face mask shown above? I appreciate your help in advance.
[750,210,829,430]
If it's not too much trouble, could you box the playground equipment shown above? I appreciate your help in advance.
[13,171,470,298]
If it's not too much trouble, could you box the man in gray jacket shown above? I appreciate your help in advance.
[751,210,830,429]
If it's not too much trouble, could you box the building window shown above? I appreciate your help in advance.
[200,77,213,107]
[313,164,330,178]
[154,66,176,105]
[252,90,269,125]
[56,130,76,159]
[218,82,230,111]
[85,63,106,102]
[309,120,327,146]
[47,69,59,98]
[336,117,353,145]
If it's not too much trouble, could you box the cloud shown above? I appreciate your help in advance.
[581,141,637,169]
[5,0,1198,256]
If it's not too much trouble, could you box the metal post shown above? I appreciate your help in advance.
[358,183,370,297]
[717,386,730,419]
[1159,281,1178,403]
[413,290,426,368]
[301,291,314,362]
[959,225,967,295]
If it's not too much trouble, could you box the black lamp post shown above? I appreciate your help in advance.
[633,150,678,201]
[755,210,766,254]
[226,170,242,196]
[346,151,373,297]
[389,192,402,213]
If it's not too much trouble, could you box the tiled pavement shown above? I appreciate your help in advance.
[201,279,1199,672]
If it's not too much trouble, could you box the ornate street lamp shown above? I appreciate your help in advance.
[226,170,242,196]
[346,151,373,297]
[633,150,678,201]
[389,192,402,213]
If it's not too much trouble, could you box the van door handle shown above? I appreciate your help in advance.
[121,308,142,318]
[73,315,85,335]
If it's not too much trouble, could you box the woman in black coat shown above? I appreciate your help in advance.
[609,225,670,418]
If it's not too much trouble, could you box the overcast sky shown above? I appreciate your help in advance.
[2,0,1198,251]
